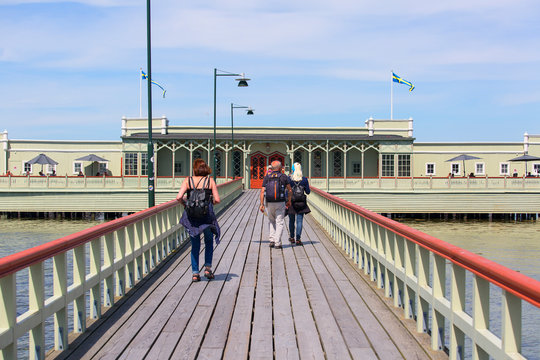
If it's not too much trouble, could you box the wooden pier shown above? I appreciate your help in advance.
[50,190,443,359]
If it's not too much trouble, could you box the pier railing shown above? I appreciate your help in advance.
[0,178,243,360]
[1,175,540,191]
[309,187,540,360]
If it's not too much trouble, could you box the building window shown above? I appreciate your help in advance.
[475,162,485,176]
[397,154,411,177]
[333,151,343,177]
[382,154,394,177]
[47,164,57,175]
[313,150,322,177]
[293,150,303,165]
[23,162,32,174]
[451,163,460,176]
[233,150,242,177]
[193,150,202,162]
[124,153,138,175]
[352,162,361,175]
[98,162,108,175]
[534,163,540,176]
[141,153,148,176]
[215,151,222,177]
[73,161,82,174]
[426,163,435,176]
[500,163,509,176]
[174,162,182,175]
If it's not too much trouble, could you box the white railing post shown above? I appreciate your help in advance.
[29,263,44,360]
[0,273,16,360]
[404,240,416,320]
[432,254,446,351]
[89,237,101,320]
[125,224,135,289]
[450,264,466,360]
[502,290,521,355]
[473,275,490,360]
[115,228,126,297]
[103,233,115,308]
[53,253,68,351]
[417,246,430,334]
[73,245,86,334]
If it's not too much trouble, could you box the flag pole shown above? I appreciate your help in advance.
[390,70,393,120]
[139,67,143,118]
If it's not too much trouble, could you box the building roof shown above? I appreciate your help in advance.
[124,132,412,142]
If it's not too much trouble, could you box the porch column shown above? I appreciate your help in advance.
[225,142,229,181]
[153,143,158,183]
[243,144,249,188]
[172,143,176,182]
[189,142,193,176]
[326,140,329,191]
[207,139,211,163]
[344,144,348,188]
[361,144,365,187]
[308,143,312,182]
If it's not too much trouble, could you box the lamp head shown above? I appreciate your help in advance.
[246,108,254,115]
[236,73,250,87]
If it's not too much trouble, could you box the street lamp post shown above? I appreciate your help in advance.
[230,103,254,179]
[213,69,250,182]
[146,0,155,208]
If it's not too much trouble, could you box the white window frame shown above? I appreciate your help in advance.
[425,163,436,176]
[352,162,362,175]
[474,162,485,176]
[98,161,108,174]
[451,162,461,176]
[533,163,540,176]
[23,161,33,175]
[46,164,57,175]
[499,162,510,176]
[73,161,83,175]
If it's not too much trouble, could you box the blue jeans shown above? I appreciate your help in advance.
[190,227,213,273]
[288,213,304,241]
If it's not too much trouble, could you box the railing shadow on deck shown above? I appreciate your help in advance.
[308,186,540,360]
[0,179,243,360]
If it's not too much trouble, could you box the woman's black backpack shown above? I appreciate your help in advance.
[291,180,306,202]
[185,176,211,219]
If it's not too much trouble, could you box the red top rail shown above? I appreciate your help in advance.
[311,187,540,307]
[0,178,243,279]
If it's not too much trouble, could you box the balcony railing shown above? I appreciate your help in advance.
[308,186,540,359]
[0,178,243,359]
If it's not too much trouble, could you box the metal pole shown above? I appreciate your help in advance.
[213,68,217,182]
[390,70,393,120]
[146,0,155,208]
[231,103,234,179]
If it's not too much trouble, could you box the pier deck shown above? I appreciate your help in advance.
[51,190,443,359]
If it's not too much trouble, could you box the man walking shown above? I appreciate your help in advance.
[259,160,292,249]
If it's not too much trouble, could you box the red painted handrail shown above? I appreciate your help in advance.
[311,186,540,307]
[0,178,243,279]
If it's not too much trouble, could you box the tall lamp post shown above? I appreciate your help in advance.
[230,103,254,179]
[146,0,155,207]
[213,69,250,182]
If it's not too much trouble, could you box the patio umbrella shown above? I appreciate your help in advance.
[75,154,109,162]
[445,154,481,176]
[27,153,58,165]
[508,154,540,175]
[75,154,109,175]
[27,153,58,173]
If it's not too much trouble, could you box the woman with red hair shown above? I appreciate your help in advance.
[177,159,221,282]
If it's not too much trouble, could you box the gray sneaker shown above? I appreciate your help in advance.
[274,244,282,249]
[269,242,275,248]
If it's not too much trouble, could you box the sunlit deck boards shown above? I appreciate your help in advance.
[53,190,443,360]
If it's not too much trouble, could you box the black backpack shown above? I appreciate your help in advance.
[265,172,286,202]
[291,180,306,203]
[185,176,211,219]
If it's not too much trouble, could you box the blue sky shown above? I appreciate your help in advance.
[1,0,540,142]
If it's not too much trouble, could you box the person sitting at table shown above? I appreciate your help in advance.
[78,171,84,176]
[39,171,45,176]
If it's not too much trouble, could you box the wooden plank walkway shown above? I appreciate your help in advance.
[53,190,446,360]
